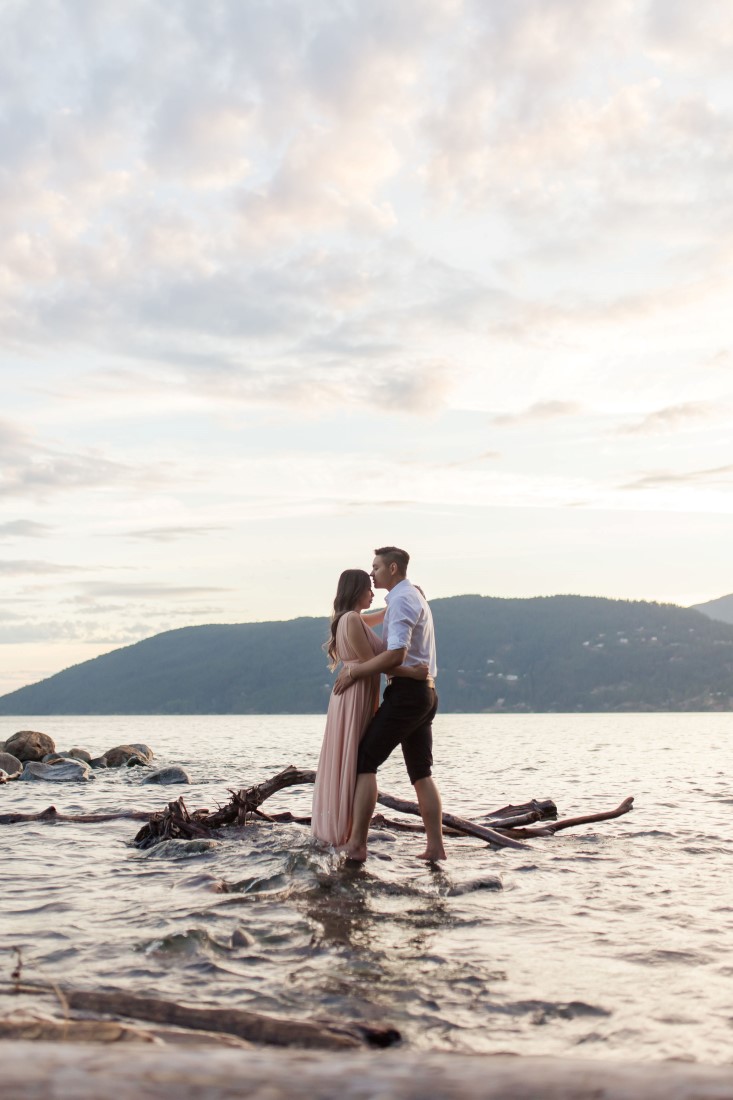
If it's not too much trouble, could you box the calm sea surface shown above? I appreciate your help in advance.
[2,713,732,1064]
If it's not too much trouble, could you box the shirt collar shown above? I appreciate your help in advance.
[385,578,410,603]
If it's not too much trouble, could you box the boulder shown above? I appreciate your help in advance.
[0,751,22,777]
[90,756,108,769]
[142,767,191,785]
[104,745,151,768]
[5,730,55,763]
[129,743,154,763]
[20,759,93,782]
[67,747,92,763]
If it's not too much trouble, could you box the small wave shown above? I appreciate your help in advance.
[2,900,74,915]
[140,927,229,957]
[446,876,503,895]
[492,999,611,1021]
[622,948,711,967]
[138,839,220,858]
[224,871,293,897]
[176,872,229,892]
[533,1002,611,1022]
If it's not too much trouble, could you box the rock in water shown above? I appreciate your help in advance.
[104,745,152,768]
[129,743,154,762]
[0,752,22,777]
[67,747,92,763]
[20,760,93,783]
[142,767,191,785]
[5,730,55,762]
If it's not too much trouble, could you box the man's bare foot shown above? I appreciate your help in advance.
[344,844,367,862]
[417,847,447,862]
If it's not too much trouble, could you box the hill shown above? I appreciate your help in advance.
[691,594,733,626]
[2,595,733,715]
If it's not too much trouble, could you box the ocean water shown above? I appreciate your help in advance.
[1,712,732,1064]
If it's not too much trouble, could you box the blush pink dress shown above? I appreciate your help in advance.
[311,613,384,848]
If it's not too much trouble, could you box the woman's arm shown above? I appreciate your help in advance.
[333,645,406,694]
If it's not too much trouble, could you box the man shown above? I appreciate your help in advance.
[333,545,446,862]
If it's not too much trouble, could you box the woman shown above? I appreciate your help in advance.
[311,568,425,848]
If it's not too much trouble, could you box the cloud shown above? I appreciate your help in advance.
[445,450,501,468]
[0,447,139,501]
[78,582,232,599]
[492,401,583,427]
[0,519,53,539]
[644,0,733,69]
[126,525,231,542]
[0,410,176,501]
[619,402,715,435]
[0,559,83,576]
[623,464,733,491]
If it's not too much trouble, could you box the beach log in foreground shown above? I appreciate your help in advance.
[4,985,399,1051]
[1,1043,731,1100]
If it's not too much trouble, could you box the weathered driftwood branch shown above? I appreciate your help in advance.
[0,805,152,825]
[132,766,317,848]
[375,791,530,850]
[0,1015,160,1045]
[482,798,558,821]
[1,765,633,851]
[3,984,398,1051]
[371,813,463,835]
[501,796,635,838]
[484,799,558,828]
[132,768,538,851]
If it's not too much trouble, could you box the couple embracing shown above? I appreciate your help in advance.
[311,546,446,863]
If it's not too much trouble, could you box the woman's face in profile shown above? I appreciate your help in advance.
[356,584,374,612]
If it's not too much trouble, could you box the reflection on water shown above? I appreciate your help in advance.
[2,713,733,1063]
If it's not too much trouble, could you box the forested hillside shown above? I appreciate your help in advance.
[2,595,733,714]
[692,593,733,625]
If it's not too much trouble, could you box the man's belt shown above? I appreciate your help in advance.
[387,676,435,689]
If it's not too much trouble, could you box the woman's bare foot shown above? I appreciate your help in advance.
[417,846,447,862]
[344,844,367,862]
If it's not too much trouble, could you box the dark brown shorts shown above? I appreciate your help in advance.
[356,679,439,785]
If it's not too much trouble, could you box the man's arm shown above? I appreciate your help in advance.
[333,646,406,695]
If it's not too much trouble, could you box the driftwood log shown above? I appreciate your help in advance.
[2,983,397,1051]
[0,764,634,848]
[131,766,632,851]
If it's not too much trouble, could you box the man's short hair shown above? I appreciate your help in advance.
[374,545,410,574]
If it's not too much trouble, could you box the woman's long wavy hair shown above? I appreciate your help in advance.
[325,568,372,669]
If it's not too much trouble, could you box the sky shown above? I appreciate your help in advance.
[2,0,733,696]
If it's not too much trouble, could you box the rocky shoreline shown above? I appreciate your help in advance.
[0,729,190,785]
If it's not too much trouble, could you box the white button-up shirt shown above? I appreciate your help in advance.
[383,579,437,678]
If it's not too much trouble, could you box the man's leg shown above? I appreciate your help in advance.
[413,776,446,862]
[344,772,378,861]
[402,688,445,861]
